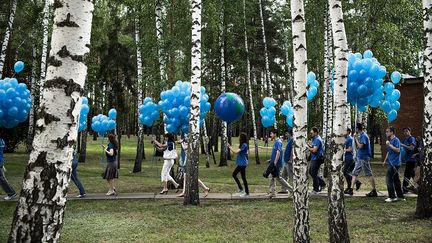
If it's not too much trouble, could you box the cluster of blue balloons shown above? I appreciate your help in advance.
[281,101,294,127]
[91,108,117,135]
[381,73,401,122]
[78,97,90,132]
[138,97,160,127]
[159,81,211,134]
[0,77,32,129]
[306,72,319,101]
[260,97,277,128]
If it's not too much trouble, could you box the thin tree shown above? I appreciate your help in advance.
[39,0,51,96]
[290,0,310,241]
[156,0,166,84]
[258,0,272,97]
[219,0,228,167]
[0,0,18,78]
[8,0,95,241]
[328,0,351,241]
[27,45,38,152]
[322,6,330,147]
[243,0,260,164]
[416,0,432,218]
[184,0,202,206]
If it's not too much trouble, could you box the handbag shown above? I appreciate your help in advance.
[163,143,178,160]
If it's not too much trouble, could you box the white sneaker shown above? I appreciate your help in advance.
[234,190,244,196]
[310,190,320,195]
[4,193,17,200]
[397,197,406,202]
[106,190,115,196]
[385,197,397,203]
[240,193,249,197]
[76,194,86,198]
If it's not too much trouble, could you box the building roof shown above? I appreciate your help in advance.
[401,74,423,84]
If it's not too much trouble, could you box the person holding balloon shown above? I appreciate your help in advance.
[152,133,180,194]
[102,133,119,196]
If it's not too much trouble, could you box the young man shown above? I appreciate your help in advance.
[307,127,326,194]
[0,137,16,200]
[343,127,362,195]
[279,129,294,194]
[401,127,416,192]
[349,123,377,197]
[383,127,405,202]
[265,129,292,198]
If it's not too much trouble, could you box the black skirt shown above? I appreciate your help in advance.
[103,162,118,180]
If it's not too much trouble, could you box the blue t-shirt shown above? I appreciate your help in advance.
[387,137,401,167]
[106,143,117,163]
[402,136,416,163]
[284,138,293,163]
[357,132,371,161]
[236,143,249,166]
[345,136,354,161]
[270,138,283,167]
[311,136,324,161]
[0,138,5,167]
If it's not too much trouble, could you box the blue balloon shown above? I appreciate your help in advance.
[357,85,368,97]
[348,70,359,83]
[363,50,373,59]
[390,71,401,84]
[381,101,392,113]
[384,82,395,94]
[6,88,16,99]
[108,108,117,120]
[378,66,387,79]
[307,72,316,86]
[388,110,397,122]
[309,86,318,97]
[286,115,293,127]
[14,61,25,73]
[214,93,244,123]
[82,97,89,105]
[268,106,276,116]
[7,106,18,117]
[392,101,401,111]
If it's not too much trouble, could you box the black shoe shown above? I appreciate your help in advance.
[366,190,378,197]
[355,181,362,191]
[277,191,289,194]
[344,188,353,195]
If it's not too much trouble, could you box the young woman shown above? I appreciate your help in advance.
[102,133,118,196]
[228,132,249,197]
[153,133,180,194]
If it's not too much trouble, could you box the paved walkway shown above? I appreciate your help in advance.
[0,191,418,202]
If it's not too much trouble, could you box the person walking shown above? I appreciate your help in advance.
[0,136,16,200]
[383,127,405,202]
[71,146,86,198]
[229,132,249,197]
[102,133,119,196]
[344,127,362,195]
[153,133,180,194]
[307,127,326,194]
[348,123,378,197]
[279,129,294,194]
[401,127,417,192]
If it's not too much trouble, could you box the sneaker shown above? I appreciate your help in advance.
[344,188,353,196]
[106,190,115,196]
[366,190,378,197]
[76,194,86,198]
[355,181,362,191]
[4,193,17,200]
[240,193,250,198]
[397,197,406,202]
[385,197,397,203]
[310,190,320,195]
[277,190,289,194]
[234,190,244,196]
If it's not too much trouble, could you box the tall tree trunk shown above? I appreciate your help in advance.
[243,0,260,165]
[39,0,51,98]
[78,130,87,163]
[290,1,310,241]
[219,1,228,167]
[322,9,330,147]
[0,0,17,78]
[8,1,94,241]
[258,0,272,97]
[156,0,166,84]
[27,46,37,152]
[328,0,350,241]
[134,16,145,173]
[416,0,432,218]
[184,0,201,206]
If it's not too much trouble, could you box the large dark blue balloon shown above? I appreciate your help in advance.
[214,92,244,123]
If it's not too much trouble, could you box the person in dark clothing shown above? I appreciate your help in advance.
[307,127,326,194]
[401,127,417,192]
[102,133,119,196]
[0,137,16,200]
[383,127,405,202]
[229,132,250,197]
[343,127,362,195]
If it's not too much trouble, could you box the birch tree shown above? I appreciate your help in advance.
[27,46,38,152]
[290,0,310,241]
[156,0,166,84]
[328,0,350,241]
[258,0,272,97]
[322,7,330,147]
[8,1,95,241]
[184,0,202,206]
[39,0,51,92]
[243,0,260,165]
[416,0,432,218]
[0,0,18,78]
[219,1,228,167]
[133,16,145,173]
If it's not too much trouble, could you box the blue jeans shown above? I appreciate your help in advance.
[0,166,15,196]
[386,165,404,199]
[310,159,326,192]
[71,163,86,195]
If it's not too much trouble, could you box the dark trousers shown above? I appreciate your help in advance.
[386,165,404,199]
[71,163,86,195]
[343,159,361,189]
[232,165,249,194]
[403,162,416,188]
[310,159,326,192]
[0,166,15,196]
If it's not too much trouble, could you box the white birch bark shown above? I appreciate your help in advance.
[219,2,228,166]
[323,9,330,145]
[416,0,432,218]
[39,0,51,96]
[8,1,94,241]
[156,0,167,84]
[328,0,350,241]
[0,0,18,78]
[134,16,145,173]
[27,46,37,152]
[184,0,201,206]
[290,1,310,241]
[243,0,260,165]
[258,0,272,97]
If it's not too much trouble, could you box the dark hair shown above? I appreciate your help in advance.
[403,127,411,132]
[347,127,352,133]
[312,127,319,134]
[356,123,364,131]
[270,129,278,136]
[107,133,118,149]
[387,126,396,134]
[239,132,248,148]
[164,133,175,143]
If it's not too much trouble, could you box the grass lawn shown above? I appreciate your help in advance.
[0,136,431,242]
